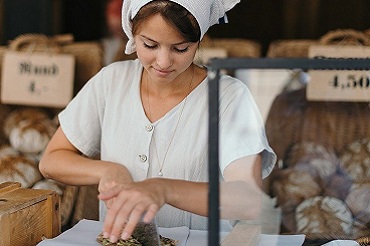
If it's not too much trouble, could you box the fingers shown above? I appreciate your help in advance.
[121,206,146,239]
[102,194,130,242]
[120,204,160,240]
[99,180,164,243]
[102,192,159,243]
[142,203,158,223]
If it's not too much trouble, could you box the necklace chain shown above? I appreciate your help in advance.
[146,66,194,177]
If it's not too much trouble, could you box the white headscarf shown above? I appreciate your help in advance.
[122,0,240,54]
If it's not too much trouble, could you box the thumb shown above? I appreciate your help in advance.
[98,185,121,200]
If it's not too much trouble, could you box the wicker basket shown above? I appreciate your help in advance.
[318,29,370,46]
[265,88,370,162]
[266,39,318,58]
[1,33,104,96]
[200,36,262,58]
[267,29,370,58]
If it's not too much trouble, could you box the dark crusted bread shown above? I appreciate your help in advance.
[96,233,178,246]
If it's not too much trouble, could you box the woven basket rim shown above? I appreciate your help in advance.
[200,37,262,57]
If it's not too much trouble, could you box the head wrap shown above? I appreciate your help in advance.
[122,0,240,54]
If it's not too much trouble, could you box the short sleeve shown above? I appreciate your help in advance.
[218,76,276,178]
[58,68,107,158]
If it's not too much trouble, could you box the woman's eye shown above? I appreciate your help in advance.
[174,47,189,53]
[144,43,157,49]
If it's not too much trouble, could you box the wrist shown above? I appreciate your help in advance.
[99,161,133,181]
[146,178,169,203]
[155,178,175,205]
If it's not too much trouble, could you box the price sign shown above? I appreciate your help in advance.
[1,51,75,108]
[307,45,370,102]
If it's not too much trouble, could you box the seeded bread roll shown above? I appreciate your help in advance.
[96,233,178,246]
[96,233,142,246]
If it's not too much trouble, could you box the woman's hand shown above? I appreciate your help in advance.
[98,163,134,209]
[98,178,166,243]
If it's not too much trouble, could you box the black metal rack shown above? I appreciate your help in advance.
[206,57,370,246]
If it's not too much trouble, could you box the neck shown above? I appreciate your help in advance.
[142,64,194,122]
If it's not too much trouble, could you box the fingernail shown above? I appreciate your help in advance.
[110,235,118,243]
[103,232,109,238]
[121,232,129,240]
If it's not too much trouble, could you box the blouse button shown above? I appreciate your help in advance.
[139,154,148,162]
[145,125,154,132]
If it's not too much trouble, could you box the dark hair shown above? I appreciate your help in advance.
[131,1,201,43]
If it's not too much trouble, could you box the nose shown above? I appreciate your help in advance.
[156,48,173,70]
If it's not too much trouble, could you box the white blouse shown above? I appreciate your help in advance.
[59,59,276,231]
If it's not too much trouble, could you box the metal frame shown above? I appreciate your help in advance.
[207,57,370,246]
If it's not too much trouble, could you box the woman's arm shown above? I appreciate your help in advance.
[99,154,263,242]
[161,154,263,219]
[220,154,263,219]
[39,127,133,186]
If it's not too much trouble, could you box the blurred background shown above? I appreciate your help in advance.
[1,0,370,55]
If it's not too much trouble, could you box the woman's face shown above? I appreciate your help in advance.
[134,13,198,84]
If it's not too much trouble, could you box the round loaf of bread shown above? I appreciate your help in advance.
[296,196,353,240]
[324,172,352,201]
[272,168,321,209]
[0,154,42,188]
[272,168,321,233]
[0,144,19,157]
[345,182,370,225]
[32,179,64,196]
[285,141,338,183]
[9,118,57,154]
[3,108,49,137]
[340,138,370,182]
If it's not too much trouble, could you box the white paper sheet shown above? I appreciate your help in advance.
[259,234,305,246]
[37,219,189,246]
[321,240,359,246]
[37,219,305,246]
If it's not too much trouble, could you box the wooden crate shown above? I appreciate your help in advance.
[0,182,60,246]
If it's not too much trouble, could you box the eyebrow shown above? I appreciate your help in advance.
[140,35,189,46]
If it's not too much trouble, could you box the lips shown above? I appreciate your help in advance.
[153,67,173,77]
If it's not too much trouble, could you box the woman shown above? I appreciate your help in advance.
[39,0,276,243]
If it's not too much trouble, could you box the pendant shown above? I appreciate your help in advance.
[158,171,163,177]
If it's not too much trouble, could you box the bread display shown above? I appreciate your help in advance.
[269,140,370,239]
